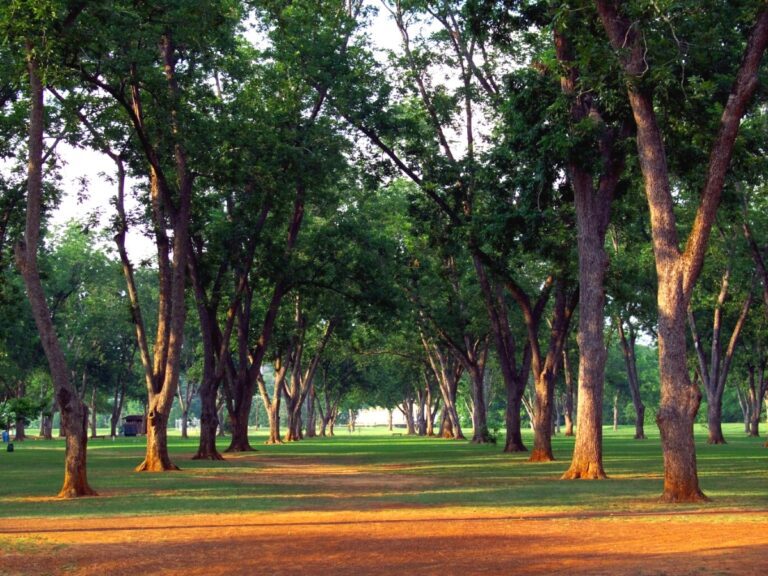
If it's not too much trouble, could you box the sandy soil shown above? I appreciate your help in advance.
[1,457,766,575]
[2,508,768,575]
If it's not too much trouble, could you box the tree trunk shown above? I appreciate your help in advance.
[472,253,529,450]
[746,364,767,437]
[227,401,254,451]
[217,406,227,437]
[16,48,95,497]
[656,308,705,501]
[135,398,179,472]
[426,387,436,437]
[468,364,489,443]
[285,404,301,442]
[400,397,416,435]
[306,385,317,438]
[110,380,125,438]
[530,371,556,462]
[613,392,619,431]
[440,409,453,439]
[596,0,768,502]
[266,404,282,445]
[562,350,575,437]
[617,320,646,439]
[556,24,620,480]
[525,282,574,463]
[504,388,526,452]
[14,418,25,442]
[15,382,26,441]
[41,408,53,440]
[416,389,426,436]
[193,383,222,460]
[180,408,188,439]
[89,385,98,439]
[387,408,393,432]
[706,392,726,444]
[689,276,752,445]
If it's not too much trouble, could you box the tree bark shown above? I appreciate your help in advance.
[399,396,416,435]
[507,278,575,462]
[306,383,317,438]
[555,26,625,480]
[688,271,752,445]
[562,349,575,437]
[227,372,256,452]
[472,253,530,448]
[467,360,490,443]
[596,0,768,502]
[15,46,95,497]
[415,387,426,436]
[617,319,646,439]
[194,382,222,460]
[40,406,54,440]
[89,383,98,438]
[746,361,768,437]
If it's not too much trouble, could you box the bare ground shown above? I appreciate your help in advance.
[1,456,766,575]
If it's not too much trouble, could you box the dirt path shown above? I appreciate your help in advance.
[1,507,767,575]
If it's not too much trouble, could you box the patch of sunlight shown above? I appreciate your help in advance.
[606,473,663,480]
[0,536,66,553]
[1,496,64,504]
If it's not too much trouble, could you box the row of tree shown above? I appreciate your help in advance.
[1,0,768,502]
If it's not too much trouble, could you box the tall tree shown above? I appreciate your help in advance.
[595,0,768,501]
[4,2,96,496]
[554,11,630,479]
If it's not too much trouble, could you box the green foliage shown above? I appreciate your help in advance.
[0,396,43,429]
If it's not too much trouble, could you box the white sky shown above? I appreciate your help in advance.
[53,143,151,260]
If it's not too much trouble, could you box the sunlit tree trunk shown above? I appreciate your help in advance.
[596,0,768,501]
[16,47,95,497]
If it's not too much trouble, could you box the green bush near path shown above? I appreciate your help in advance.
[0,424,765,519]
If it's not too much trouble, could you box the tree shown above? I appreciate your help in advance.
[2,0,96,496]
[595,0,768,501]
[551,8,631,480]
[688,228,753,444]
[62,0,245,470]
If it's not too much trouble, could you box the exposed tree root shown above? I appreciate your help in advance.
[528,449,555,463]
[191,451,225,461]
[135,459,181,472]
[561,462,608,480]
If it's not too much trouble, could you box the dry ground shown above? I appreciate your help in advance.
[1,456,766,575]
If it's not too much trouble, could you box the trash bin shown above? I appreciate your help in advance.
[6,443,13,452]
[1,430,8,443]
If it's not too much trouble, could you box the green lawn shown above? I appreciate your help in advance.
[0,423,766,519]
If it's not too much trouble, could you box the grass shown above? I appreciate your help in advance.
[0,423,765,519]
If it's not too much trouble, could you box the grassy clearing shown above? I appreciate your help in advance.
[0,423,765,519]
